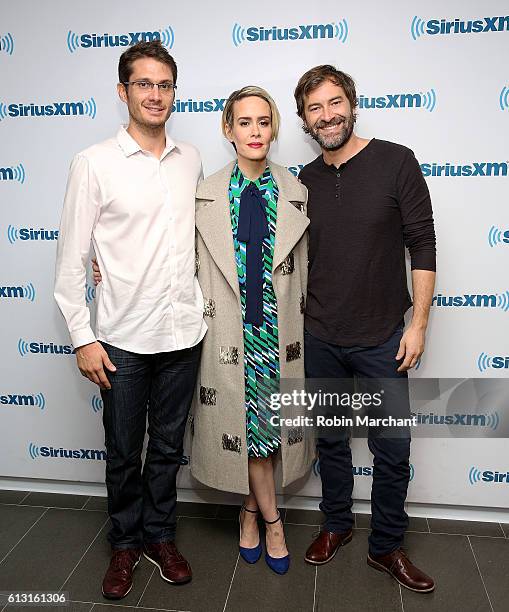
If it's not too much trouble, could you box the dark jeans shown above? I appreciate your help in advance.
[100,341,201,549]
[304,327,411,557]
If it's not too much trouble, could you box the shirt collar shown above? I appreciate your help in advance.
[116,126,178,159]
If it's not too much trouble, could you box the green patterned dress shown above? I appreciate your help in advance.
[228,163,281,458]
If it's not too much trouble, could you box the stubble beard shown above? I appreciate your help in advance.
[303,113,355,151]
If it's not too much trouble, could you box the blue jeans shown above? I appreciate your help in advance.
[100,341,201,549]
[304,326,411,557]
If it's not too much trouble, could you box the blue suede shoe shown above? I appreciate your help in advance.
[239,506,262,564]
[264,512,290,575]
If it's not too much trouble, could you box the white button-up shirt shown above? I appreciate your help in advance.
[54,126,207,354]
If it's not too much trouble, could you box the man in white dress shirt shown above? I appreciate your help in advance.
[54,41,206,600]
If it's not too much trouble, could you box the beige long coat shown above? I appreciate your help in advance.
[190,161,315,494]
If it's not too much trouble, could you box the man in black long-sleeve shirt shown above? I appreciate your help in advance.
[295,65,436,593]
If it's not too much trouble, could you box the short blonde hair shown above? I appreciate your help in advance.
[222,85,280,141]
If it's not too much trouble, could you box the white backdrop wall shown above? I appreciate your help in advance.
[1,0,508,510]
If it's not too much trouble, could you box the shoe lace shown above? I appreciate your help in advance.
[111,550,137,573]
[159,542,184,564]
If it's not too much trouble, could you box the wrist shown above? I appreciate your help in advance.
[408,321,427,332]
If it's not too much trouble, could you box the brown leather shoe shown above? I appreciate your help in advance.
[367,548,435,593]
[102,548,141,600]
[144,541,192,584]
[304,529,353,565]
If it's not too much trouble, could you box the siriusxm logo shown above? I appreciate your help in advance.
[358,89,436,112]
[469,466,509,485]
[421,161,508,177]
[411,15,509,39]
[412,411,499,430]
[0,283,35,302]
[0,164,25,183]
[1,393,45,409]
[172,98,226,113]
[90,394,103,414]
[287,165,304,177]
[477,352,509,372]
[7,226,58,243]
[232,20,348,46]
[85,284,96,304]
[0,99,96,121]
[488,226,509,248]
[28,442,106,461]
[432,291,509,311]
[353,464,415,481]
[18,338,73,357]
[67,27,174,53]
[501,86,509,111]
[0,32,14,55]
[313,459,414,481]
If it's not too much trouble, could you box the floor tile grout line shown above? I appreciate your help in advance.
[429,531,505,539]
[59,515,110,591]
[467,535,495,612]
[0,506,49,566]
[80,495,92,510]
[399,583,405,612]
[1,503,107,512]
[312,565,318,612]
[136,565,156,607]
[18,491,31,504]
[73,600,189,612]
[425,517,431,533]
[222,552,240,612]
[499,522,506,538]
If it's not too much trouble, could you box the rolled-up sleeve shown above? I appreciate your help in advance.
[397,150,436,271]
[54,154,100,348]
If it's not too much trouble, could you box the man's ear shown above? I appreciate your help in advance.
[117,82,127,103]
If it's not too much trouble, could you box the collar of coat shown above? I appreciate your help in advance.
[196,160,309,299]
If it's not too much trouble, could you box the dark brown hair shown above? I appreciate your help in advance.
[118,40,177,85]
[294,65,357,118]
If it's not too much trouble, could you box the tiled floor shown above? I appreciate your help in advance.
[0,491,507,611]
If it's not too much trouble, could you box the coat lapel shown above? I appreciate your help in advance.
[269,162,309,272]
[195,161,309,296]
[195,162,240,299]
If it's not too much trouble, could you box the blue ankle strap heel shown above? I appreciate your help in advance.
[264,511,290,575]
[239,505,262,564]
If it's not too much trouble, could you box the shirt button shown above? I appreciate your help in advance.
[336,172,341,177]
[335,194,339,199]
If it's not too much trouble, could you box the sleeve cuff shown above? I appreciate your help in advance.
[70,327,97,350]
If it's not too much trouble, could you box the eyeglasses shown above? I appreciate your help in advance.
[122,80,177,94]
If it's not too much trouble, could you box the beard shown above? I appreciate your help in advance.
[303,112,355,151]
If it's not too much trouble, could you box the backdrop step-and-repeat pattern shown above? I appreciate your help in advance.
[1,0,508,509]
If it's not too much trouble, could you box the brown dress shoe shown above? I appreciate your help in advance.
[305,529,353,565]
[367,548,435,593]
[102,548,141,600]
[144,541,192,584]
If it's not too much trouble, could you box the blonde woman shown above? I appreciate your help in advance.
[94,86,314,574]
[190,86,313,574]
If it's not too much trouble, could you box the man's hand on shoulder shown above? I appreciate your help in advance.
[76,341,116,389]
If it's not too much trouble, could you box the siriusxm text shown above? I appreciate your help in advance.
[38,446,106,460]
[433,294,497,308]
[79,31,161,48]
[413,413,491,426]
[1,394,37,405]
[421,162,508,177]
[245,24,336,42]
[425,16,509,36]
[4,102,87,118]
